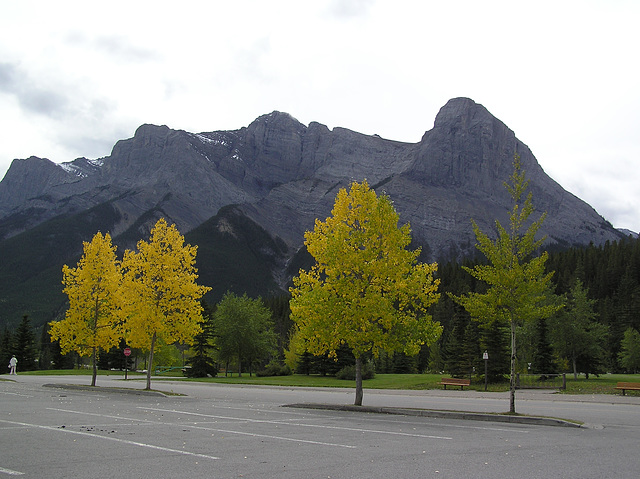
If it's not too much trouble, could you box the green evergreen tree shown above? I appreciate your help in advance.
[1,327,14,374]
[296,351,314,375]
[462,321,481,379]
[516,318,537,374]
[531,316,556,375]
[444,312,468,378]
[14,315,37,371]
[417,343,431,372]
[427,341,445,373]
[375,350,393,373]
[39,323,54,370]
[550,279,607,378]
[479,320,510,382]
[187,303,218,377]
[618,328,640,373]
[392,352,418,373]
[50,340,77,369]
[263,295,293,360]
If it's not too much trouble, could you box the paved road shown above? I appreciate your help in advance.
[1,375,639,478]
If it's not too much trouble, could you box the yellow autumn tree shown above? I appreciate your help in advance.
[289,181,442,405]
[121,218,211,390]
[49,232,122,386]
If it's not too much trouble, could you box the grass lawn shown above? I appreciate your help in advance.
[17,370,640,396]
[561,373,640,395]
[18,369,147,377]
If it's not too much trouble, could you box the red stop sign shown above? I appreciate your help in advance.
[123,347,131,357]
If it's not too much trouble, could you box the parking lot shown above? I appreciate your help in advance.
[1,375,639,478]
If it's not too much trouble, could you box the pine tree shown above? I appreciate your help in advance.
[618,327,640,373]
[550,279,606,379]
[14,315,37,371]
[186,303,218,377]
[531,316,556,375]
[39,323,54,371]
[1,327,14,373]
[479,320,510,382]
[444,307,470,377]
[262,295,293,360]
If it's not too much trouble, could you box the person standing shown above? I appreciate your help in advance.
[8,355,17,375]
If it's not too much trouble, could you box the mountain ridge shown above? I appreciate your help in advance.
[0,97,626,328]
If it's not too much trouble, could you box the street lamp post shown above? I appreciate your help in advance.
[483,350,489,391]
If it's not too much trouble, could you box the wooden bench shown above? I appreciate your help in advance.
[614,382,640,396]
[438,378,471,390]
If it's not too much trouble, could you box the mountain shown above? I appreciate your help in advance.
[0,98,625,329]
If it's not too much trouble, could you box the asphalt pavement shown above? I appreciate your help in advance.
[2,374,639,478]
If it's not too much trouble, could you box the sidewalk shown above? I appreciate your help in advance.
[365,386,640,405]
[284,401,583,427]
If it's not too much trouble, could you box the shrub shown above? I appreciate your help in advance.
[185,359,218,378]
[336,362,376,380]
[256,360,292,377]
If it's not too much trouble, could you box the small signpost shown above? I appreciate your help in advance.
[483,350,489,391]
[124,347,131,380]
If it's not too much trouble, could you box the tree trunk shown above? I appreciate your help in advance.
[91,346,97,387]
[509,320,516,414]
[146,332,156,390]
[354,356,363,406]
[91,297,99,387]
[572,357,578,380]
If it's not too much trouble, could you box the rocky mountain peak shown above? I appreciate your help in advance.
[0,156,69,215]
[248,111,306,130]
[432,97,494,129]
[411,97,523,195]
[0,98,626,325]
[240,111,309,188]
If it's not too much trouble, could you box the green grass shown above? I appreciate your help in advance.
[154,372,640,395]
[561,373,640,395]
[17,370,640,396]
[19,369,146,377]
[179,373,443,389]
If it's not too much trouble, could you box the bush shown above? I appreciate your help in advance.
[336,362,376,380]
[185,359,218,378]
[256,361,292,377]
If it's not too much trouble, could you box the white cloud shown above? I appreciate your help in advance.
[0,0,638,231]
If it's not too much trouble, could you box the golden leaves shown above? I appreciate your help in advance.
[50,232,122,355]
[50,219,210,357]
[289,180,442,361]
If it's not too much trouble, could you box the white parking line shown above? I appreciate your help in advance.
[360,415,530,433]
[0,419,218,461]
[141,407,453,440]
[47,407,156,424]
[0,392,33,398]
[47,407,355,449]
[0,466,24,476]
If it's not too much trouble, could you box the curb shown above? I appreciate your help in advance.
[43,383,168,397]
[284,403,582,428]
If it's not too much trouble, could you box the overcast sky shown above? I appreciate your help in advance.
[1,0,638,231]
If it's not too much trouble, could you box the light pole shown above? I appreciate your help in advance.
[483,350,489,391]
